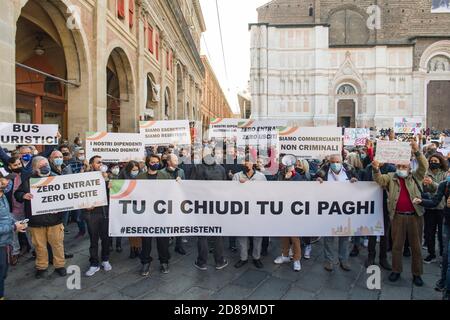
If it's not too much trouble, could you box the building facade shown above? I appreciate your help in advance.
[200,56,234,133]
[237,88,252,119]
[250,0,450,129]
[0,0,205,140]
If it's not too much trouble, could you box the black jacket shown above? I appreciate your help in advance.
[14,173,63,227]
[421,181,450,226]
[190,163,227,181]
[83,178,110,218]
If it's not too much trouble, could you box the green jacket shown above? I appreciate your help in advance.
[156,167,185,180]
[373,151,428,220]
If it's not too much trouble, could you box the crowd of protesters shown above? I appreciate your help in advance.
[0,127,450,300]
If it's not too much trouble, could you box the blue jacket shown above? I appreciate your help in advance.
[0,194,15,247]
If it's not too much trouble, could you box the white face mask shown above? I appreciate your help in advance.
[111,168,120,176]
[100,165,108,173]
[396,169,409,178]
[78,155,85,161]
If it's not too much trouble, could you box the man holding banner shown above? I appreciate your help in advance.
[14,156,66,279]
[317,154,358,272]
[372,140,427,287]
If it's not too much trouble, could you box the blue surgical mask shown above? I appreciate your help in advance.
[53,158,63,167]
[330,163,342,173]
[130,170,139,178]
[39,165,51,176]
[446,176,450,183]
[22,154,32,162]
[149,163,160,171]
[360,153,367,159]
[396,169,409,178]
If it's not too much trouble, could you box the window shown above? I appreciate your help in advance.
[129,0,134,29]
[147,24,154,53]
[44,76,62,96]
[337,84,356,95]
[155,31,160,61]
[118,0,125,19]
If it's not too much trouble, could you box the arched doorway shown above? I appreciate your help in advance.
[15,0,91,140]
[336,84,357,128]
[106,47,135,132]
[176,64,185,119]
[426,55,450,130]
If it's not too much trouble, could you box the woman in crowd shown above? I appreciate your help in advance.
[119,161,142,259]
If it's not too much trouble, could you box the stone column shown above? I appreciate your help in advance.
[94,0,108,131]
[137,4,146,120]
[0,1,17,123]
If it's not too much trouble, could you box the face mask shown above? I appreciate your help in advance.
[100,165,108,173]
[446,176,450,183]
[78,155,85,161]
[22,154,32,162]
[360,154,367,160]
[429,163,440,170]
[396,169,409,178]
[330,163,342,173]
[11,167,22,174]
[111,168,120,176]
[149,164,160,171]
[130,170,139,178]
[62,152,71,158]
[53,158,63,167]
[39,165,51,177]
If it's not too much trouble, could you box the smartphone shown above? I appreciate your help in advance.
[20,219,29,224]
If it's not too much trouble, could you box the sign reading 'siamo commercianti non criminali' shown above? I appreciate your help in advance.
[0,123,58,145]
[85,132,145,163]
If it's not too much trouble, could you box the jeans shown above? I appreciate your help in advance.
[323,237,349,263]
[0,246,8,298]
[84,212,110,267]
[237,237,262,261]
[442,224,450,291]
[424,209,444,256]
[12,231,20,255]
[196,237,225,266]
[140,237,170,265]
[74,210,86,234]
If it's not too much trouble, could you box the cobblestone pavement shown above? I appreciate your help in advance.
[5,223,443,300]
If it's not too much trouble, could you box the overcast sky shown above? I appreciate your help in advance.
[199,0,268,113]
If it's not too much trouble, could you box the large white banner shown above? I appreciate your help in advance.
[109,180,384,237]
[0,123,58,145]
[86,132,145,163]
[30,172,108,216]
[139,120,190,146]
[208,118,242,140]
[393,117,423,134]
[278,127,342,159]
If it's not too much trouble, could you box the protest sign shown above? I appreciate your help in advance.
[86,132,145,163]
[393,117,423,134]
[236,119,287,147]
[344,128,370,146]
[0,123,58,145]
[208,118,242,140]
[375,140,411,165]
[30,172,107,216]
[139,120,190,146]
[278,127,342,159]
[109,180,383,237]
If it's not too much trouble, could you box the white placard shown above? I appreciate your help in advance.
[0,123,58,145]
[393,117,423,135]
[139,120,190,146]
[30,172,108,215]
[375,140,411,165]
[344,128,370,146]
[278,127,342,159]
[86,132,145,163]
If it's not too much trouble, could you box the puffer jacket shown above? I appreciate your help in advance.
[0,194,15,247]
[373,151,428,220]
